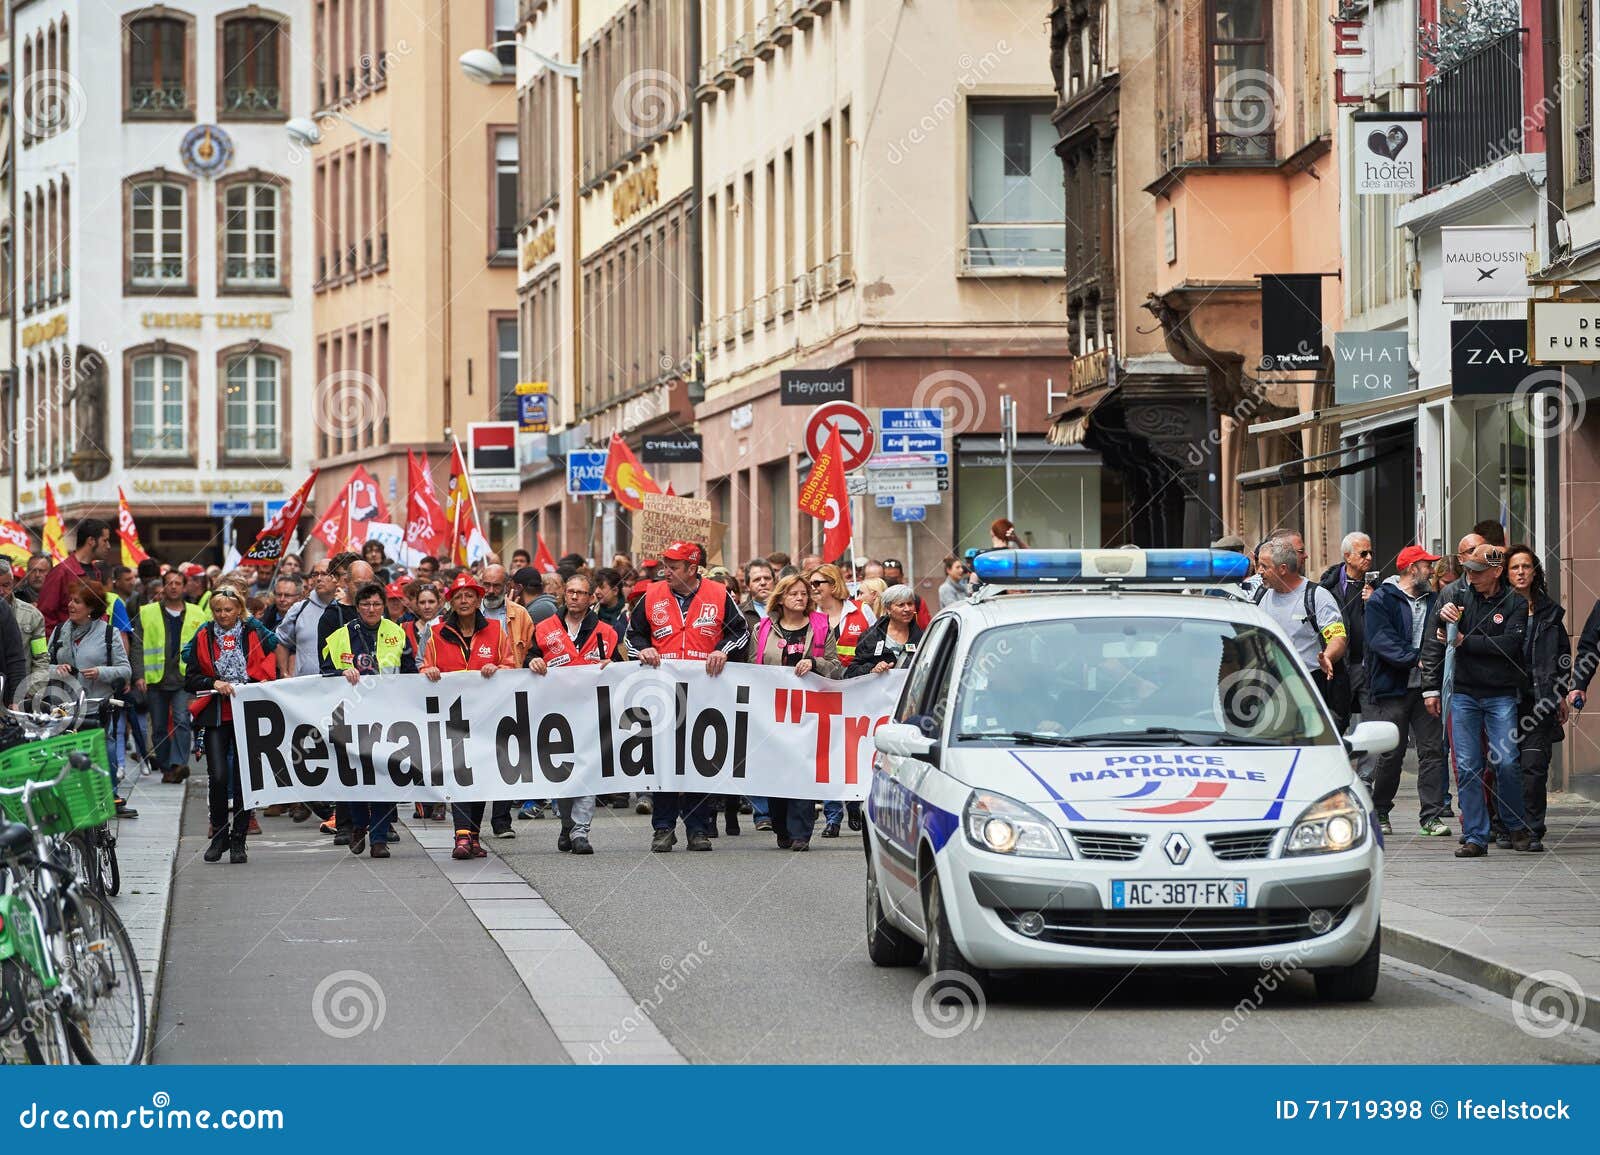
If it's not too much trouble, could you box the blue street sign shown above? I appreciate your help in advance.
[263,500,289,522]
[874,495,896,508]
[567,449,610,495]
[891,505,926,523]
[208,501,252,518]
[878,407,945,432]
[878,431,945,456]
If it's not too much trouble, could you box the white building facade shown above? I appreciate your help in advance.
[7,0,314,563]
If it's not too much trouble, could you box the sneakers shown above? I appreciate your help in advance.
[635,798,652,815]
[493,824,516,839]
[452,832,474,860]
[1492,830,1512,851]
[651,829,677,853]
[319,817,339,835]
[519,801,541,820]
[1419,820,1451,837]
[821,822,841,839]
[791,840,810,852]
[557,827,573,853]
[754,819,773,832]
[1455,842,1488,858]
[570,835,593,855]
[349,827,369,855]
[776,836,793,850]
[1527,838,1546,852]
[1377,817,1392,836]
[687,831,713,851]
[370,841,390,859]
[1510,830,1533,852]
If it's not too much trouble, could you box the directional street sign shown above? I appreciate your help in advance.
[878,407,945,432]
[867,451,949,469]
[869,466,948,485]
[207,501,252,518]
[846,473,868,496]
[804,400,875,473]
[867,475,949,495]
[878,431,946,456]
[566,449,609,495]
[891,505,926,523]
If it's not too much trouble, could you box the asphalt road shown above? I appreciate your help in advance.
[495,808,1600,1064]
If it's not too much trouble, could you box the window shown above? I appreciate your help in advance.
[129,181,189,288]
[60,178,71,300]
[1207,0,1273,163]
[221,15,285,117]
[126,13,192,117]
[965,100,1066,269]
[223,351,282,456]
[223,181,281,289]
[130,353,188,456]
[495,315,520,419]
[492,130,519,256]
[493,0,517,69]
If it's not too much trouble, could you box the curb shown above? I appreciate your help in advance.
[1382,921,1600,1035]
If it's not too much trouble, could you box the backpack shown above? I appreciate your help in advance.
[1252,580,1352,719]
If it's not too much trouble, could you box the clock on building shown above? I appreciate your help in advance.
[180,124,235,177]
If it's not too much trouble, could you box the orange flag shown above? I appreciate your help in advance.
[445,441,487,566]
[602,433,662,512]
[797,424,852,563]
[41,483,66,563]
[117,487,150,567]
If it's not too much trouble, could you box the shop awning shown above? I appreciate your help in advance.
[1237,441,1408,492]
[1245,384,1452,437]
[1047,386,1117,446]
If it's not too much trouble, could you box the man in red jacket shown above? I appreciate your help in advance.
[36,518,112,632]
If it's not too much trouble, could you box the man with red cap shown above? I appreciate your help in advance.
[626,541,750,852]
[1364,543,1447,837]
[422,572,515,860]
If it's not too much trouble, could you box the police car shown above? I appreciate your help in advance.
[864,548,1398,1001]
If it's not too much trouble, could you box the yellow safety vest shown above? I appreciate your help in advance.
[325,618,407,671]
[140,601,209,682]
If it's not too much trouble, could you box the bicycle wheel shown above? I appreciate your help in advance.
[97,837,120,898]
[63,833,101,897]
[0,959,72,1065]
[60,892,146,1065]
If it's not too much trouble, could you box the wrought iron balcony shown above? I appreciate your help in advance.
[1426,29,1524,191]
[223,85,282,114]
[131,257,185,283]
[225,257,278,283]
[129,85,188,113]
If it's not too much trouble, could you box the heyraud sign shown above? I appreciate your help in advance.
[1441,225,1532,302]
[230,663,908,808]
[1529,299,1600,364]
[1353,111,1423,195]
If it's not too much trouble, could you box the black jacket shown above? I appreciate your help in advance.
[1571,598,1600,694]
[1524,593,1571,714]
[1317,562,1368,664]
[843,617,926,678]
[1440,579,1530,699]
[1363,577,1437,701]
[0,599,26,707]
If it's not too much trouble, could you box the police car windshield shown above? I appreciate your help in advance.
[953,617,1336,747]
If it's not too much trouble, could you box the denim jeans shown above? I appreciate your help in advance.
[125,705,149,761]
[749,797,770,822]
[1448,692,1525,846]
[146,685,192,770]
[104,706,125,785]
[768,798,817,843]
[556,796,596,836]
[349,801,395,843]
[651,792,711,836]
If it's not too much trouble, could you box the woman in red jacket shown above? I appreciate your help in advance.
[422,573,514,860]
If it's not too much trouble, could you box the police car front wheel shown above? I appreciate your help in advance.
[1313,925,1381,1003]
[865,853,922,967]
[923,869,989,997]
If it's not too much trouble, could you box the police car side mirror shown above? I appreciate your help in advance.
[875,722,938,761]
[1345,720,1400,756]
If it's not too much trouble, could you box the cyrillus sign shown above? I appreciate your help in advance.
[1333,332,1409,404]
[1353,112,1423,195]
[1529,299,1600,364]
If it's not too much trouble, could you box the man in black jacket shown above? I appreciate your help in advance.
[1422,543,1531,856]
[1364,546,1445,836]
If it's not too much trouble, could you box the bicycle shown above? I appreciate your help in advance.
[0,744,147,1065]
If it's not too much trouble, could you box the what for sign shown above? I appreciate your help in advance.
[232,663,909,808]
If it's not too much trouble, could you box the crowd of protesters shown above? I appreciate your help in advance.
[1215,520,1585,857]
[0,519,929,865]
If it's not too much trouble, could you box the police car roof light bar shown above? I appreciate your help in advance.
[971,548,1251,591]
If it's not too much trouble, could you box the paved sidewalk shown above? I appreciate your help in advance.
[105,760,185,1046]
[1379,771,1600,1032]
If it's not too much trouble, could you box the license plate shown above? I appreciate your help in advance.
[1111,879,1247,908]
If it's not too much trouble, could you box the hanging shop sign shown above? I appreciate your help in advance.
[1529,299,1600,365]
[641,434,703,463]
[1441,226,1533,302]
[1352,112,1424,195]
[1333,331,1410,404]
[1450,319,1528,394]
[1259,274,1325,371]
[780,367,853,405]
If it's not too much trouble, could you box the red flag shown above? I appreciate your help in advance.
[404,450,449,558]
[311,465,386,552]
[664,481,676,496]
[797,424,852,563]
[116,487,150,567]
[41,484,66,562]
[444,442,487,566]
[532,534,558,574]
[0,518,33,565]
[602,433,661,512]
[241,470,319,566]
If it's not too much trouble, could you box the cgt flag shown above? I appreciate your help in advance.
[0,518,33,565]
[797,424,852,562]
[312,466,388,552]
[532,534,558,574]
[117,487,150,568]
[603,433,662,512]
[404,450,449,558]
[41,484,66,563]
[241,470,318,566]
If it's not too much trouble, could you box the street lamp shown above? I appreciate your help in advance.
[459,44,581,86]
[285,110,392,148]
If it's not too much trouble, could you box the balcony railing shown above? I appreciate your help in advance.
[223,85,282,114]
[131,257,185,283]
[225,257,278,283]
[129,85,188,113]
[1426,29,1524,192]
[964,222,1068,270]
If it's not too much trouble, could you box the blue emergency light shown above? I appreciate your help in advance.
[971,548,1251,585]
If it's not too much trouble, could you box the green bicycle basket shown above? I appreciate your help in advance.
[0,729,116,835]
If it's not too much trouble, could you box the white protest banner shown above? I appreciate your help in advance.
[231,661,909,809]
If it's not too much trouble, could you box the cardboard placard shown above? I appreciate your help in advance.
[637,493,713,559]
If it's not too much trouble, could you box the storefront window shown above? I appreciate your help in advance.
[954,440,1102,551]
[1447,396,1559,599]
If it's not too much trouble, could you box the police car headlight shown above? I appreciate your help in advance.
[1284,788,1367,856]
[963,791,1069,858]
